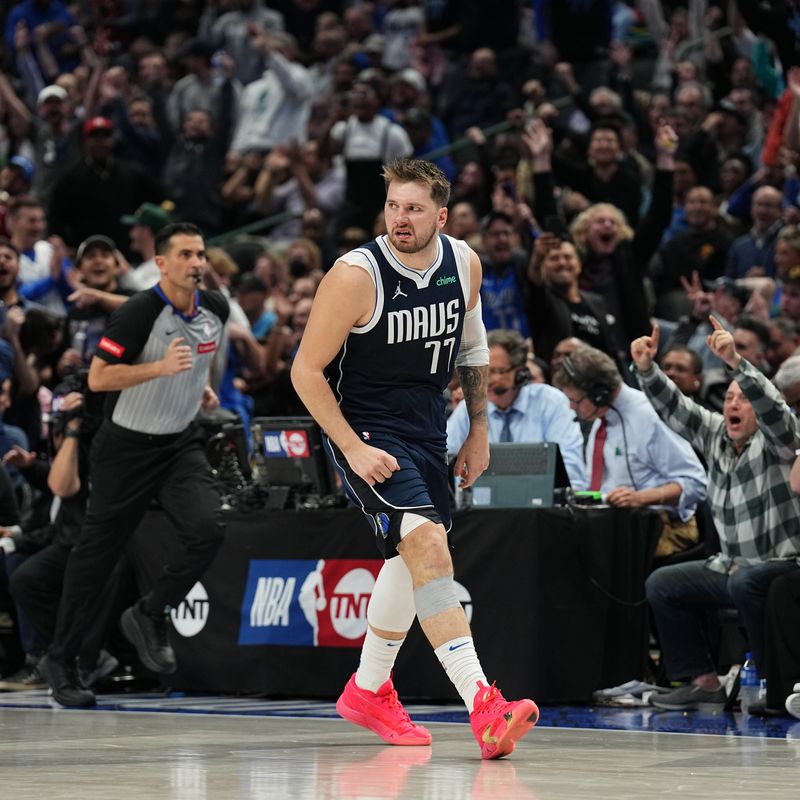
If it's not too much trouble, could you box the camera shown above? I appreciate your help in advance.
[51,368,89,424]
[49,367,103,440]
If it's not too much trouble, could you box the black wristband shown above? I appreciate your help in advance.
[64,429,81,439]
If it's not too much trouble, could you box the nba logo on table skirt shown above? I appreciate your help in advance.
[239,559,382,647]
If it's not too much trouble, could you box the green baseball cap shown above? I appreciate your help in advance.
[121,202,172,233]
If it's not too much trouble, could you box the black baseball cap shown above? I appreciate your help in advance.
[704,276,749,305]
[76,234,116,263]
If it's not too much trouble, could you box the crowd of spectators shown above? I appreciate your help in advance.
[0,0,799,718]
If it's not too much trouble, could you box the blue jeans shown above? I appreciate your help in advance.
[646,559,799,680]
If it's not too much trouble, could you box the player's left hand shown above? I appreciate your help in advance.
[201,385,219,412]
[454,430,490,488]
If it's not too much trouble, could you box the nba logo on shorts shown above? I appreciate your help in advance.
[375,512,390,539]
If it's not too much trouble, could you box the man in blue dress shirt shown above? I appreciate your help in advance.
[447,329,587,489]
[552,344,707,559]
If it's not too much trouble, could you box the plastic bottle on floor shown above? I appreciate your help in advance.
[739,652,759,714]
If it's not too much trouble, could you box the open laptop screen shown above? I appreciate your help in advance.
[457,442,571,509]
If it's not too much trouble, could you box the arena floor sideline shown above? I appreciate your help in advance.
[0,691,798,799]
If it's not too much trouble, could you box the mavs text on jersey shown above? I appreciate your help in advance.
[325,233,471,452]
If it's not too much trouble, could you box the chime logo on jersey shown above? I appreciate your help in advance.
[238,559,382,646]
[263,430,310,458]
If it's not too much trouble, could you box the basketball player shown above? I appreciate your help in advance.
[291,158,538,759]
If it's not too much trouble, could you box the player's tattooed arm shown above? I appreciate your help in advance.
[457,364,489,427]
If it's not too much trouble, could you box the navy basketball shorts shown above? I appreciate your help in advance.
[324,433,452,559]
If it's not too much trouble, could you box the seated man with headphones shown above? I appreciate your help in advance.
[446,329,587,489]
[552,344,707,559]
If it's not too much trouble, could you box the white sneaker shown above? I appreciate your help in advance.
[787,684,800,721]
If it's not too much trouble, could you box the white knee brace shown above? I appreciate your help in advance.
[367,554,417,633]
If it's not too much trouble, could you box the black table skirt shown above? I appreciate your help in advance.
[131,506,661,704]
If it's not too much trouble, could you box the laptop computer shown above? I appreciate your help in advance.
[456,442,571,509]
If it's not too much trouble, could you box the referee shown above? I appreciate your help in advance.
[39,222,229,707]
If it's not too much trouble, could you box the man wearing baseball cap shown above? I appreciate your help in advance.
[82,116,113,138]
[119,202,173,291]
[33,85,80,199]
[62,235,135,369]
[38,85,69,106]
[7,156,34,186]
[0,157,34,237]
[0,75,83,203]
[48,115,164,256]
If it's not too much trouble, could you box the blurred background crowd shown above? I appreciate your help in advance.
[1,0,800,708]
[1,1,800,443]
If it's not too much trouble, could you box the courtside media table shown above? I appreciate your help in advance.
[134,506,661,703]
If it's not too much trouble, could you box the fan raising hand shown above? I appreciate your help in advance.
[630,322,660,372]
[706,315,740,369]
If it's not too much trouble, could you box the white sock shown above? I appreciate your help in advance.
[355,628,405,692]
[434,636,487,710]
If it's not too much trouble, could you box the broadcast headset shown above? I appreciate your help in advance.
[561,354,614,407]
[489,330,530,396]
[561,350,636,488]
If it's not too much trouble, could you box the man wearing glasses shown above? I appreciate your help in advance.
[446,328,586,489]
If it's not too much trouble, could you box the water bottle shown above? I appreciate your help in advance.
[72,321,88,361]
[739,652,759,714]
[212,50,226,86]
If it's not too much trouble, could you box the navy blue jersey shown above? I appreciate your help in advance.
[325,234,471,451]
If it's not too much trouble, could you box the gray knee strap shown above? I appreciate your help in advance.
[414,575,460,621]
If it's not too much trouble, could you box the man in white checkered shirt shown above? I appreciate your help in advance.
[630,315,800,712]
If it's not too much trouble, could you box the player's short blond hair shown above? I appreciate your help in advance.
[382,158,451,208]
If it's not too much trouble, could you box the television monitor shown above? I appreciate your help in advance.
[252,416,337,498]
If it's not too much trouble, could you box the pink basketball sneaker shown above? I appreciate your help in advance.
[470,681,539,759]
[336,673,432,746]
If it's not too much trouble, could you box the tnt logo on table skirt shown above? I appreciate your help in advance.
[238,559,382,647]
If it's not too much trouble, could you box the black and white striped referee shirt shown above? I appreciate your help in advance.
[93,286,229,434]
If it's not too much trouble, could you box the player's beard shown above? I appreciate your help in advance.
[388,220,439,254]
